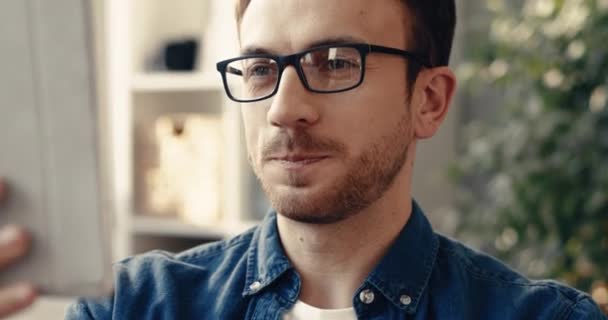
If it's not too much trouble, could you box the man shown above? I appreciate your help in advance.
[67,0,606,319]
[0,179,37,318]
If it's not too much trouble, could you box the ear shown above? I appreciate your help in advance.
[411,67,457,139]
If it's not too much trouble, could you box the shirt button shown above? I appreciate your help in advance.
[249,281,262,292]
[400,294,412,306]
[359,289,375,304]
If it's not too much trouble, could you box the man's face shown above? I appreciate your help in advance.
[240,0,415,224]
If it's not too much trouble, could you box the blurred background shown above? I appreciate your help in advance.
[0,0,605,318]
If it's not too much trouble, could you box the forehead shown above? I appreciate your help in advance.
[239,0,408,54]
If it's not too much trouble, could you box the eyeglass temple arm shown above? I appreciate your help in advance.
[368,44,432,68]
[227,66,243,76]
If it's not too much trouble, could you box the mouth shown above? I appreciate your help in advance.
[267,154,330,169]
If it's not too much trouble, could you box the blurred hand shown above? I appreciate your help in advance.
[0,179,37,318]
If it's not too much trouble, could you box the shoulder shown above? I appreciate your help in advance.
[118,226,256,273]
[433,234,606,319]
[109,226,256,289]
[66,226,258,319]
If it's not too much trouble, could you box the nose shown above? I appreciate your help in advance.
[266,66,320,129]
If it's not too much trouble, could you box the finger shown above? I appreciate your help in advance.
[0,225,31,270]
[0,178,7,203]
[0,283,37,318]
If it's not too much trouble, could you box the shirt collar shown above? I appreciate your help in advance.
[242,211,293,297]
[365,200,439,314]
[243,200,439,315]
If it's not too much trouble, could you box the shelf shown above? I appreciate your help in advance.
[107,0,249,259]
[131,72,223,92]
[131,215,259,239]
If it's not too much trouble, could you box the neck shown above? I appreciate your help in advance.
[276,174,413,309]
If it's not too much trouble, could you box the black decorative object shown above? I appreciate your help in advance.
[164,38,198,71]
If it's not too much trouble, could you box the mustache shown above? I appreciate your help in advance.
[261,130,346,159]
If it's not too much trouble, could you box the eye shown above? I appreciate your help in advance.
[244,59,277,79]
[250,64,272,77]
[326,58,358,70]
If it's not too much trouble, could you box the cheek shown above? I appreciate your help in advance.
[334,84,409,131]
[326,83,408,146]
[241,108,266,159]
[364,60,410,99]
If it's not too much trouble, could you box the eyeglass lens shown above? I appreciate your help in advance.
[224,46,363,101]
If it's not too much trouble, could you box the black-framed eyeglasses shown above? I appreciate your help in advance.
[216,43,430,103]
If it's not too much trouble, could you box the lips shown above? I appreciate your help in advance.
[271,154,329,162]
[266,153,330,168]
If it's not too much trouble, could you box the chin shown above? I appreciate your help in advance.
[263,182,366,225]
[253,112,412,225]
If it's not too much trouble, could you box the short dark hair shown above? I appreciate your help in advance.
[235,0,456,85]
[402,1,456,84]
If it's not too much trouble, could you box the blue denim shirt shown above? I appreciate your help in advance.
[66,201,606,319]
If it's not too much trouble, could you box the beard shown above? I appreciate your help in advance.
[250,111,412,224]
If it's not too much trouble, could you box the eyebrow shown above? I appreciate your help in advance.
[240,36,366,56]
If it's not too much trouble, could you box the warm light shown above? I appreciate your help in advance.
[590,86,607,113]
[489,59,509,79]
[567,41,586,60]
[592,284,608,305]
[147,114,223,226]
[543,69,564,88]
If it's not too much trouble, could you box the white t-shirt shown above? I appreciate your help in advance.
[282,300,357,320]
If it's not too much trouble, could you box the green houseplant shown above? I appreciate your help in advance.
[452,0,608,305]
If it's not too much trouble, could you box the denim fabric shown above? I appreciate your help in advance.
[66,201,606,319]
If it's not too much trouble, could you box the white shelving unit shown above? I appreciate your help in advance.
[103,0,267,261]
[131,72,222,92]
[131,215,257,239]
